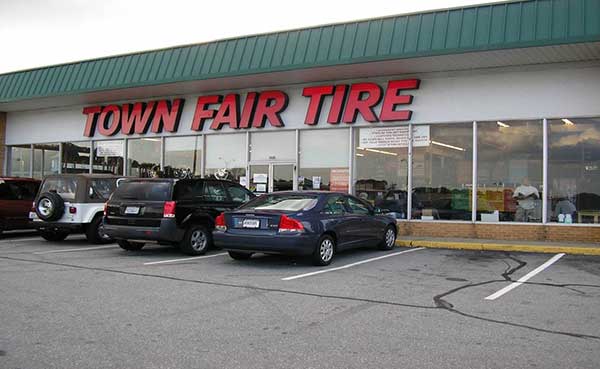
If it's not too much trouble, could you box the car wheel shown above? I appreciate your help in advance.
[378,225,397,250]
[35,192,65,221]
[312,235,335,266]
[228,251,253,260]
[39,230,69,242]
[180,224,212,255]
[117,240,145,251]
[85,215,114,244]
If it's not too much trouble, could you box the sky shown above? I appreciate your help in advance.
[0,0,508,74]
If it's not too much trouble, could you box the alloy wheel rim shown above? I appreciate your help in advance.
[38,199,53,216]
[190,230,207,250]
[385,229,395,247]
[320,239,334,262]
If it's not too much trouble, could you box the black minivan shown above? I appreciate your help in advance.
[104,178,255,255]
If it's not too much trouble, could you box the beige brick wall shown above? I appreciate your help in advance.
[0,112,6,175]
[397,221,600,243]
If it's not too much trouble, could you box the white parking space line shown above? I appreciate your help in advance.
[0,237,43,243]
[144,252,228,265]
[33,245,117,255]
[281,247,425,281]
[485,253,566,301]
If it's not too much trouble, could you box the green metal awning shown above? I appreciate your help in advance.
[1,0,599,105]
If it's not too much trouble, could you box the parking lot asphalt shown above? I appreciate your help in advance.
[1,232,599,369]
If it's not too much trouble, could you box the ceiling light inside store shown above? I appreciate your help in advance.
[142,138,162,142]
[365,148,397,156]
[356,147,365,150]
[562,118,575,126]
[497,121,510,128]
[356,153,364,157]
[431,140,465,151]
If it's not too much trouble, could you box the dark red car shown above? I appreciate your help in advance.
[0,177,40,235]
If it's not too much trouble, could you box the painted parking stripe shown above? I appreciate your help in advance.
[144,252,228,265]
[485,253,566,301]
[0,237,44,243]
[33,245,117,255]
[281,247,425,281]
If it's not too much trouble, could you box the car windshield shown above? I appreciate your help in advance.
[241,194,318,212]
[40,178,77,201]
[111,181,172,201]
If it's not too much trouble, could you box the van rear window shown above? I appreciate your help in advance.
[111,181,172,201]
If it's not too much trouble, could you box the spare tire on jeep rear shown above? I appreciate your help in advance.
[35,192,65,221]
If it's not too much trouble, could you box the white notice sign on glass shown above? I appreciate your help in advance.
[359,126,430,148]
[96,141,123,156]
[253,173,268,183]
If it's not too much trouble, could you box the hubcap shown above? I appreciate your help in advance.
[320,239,334,262]
[38,198,53,216]
[190,230,207,250]
[385,229,396,247]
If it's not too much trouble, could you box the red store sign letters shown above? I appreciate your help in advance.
[82,79,420,137]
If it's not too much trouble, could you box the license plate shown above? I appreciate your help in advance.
[29,212,38,220]
[242,218,260,228]
[125,206,140,215]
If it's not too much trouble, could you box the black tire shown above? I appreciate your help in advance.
[378,225,397,250]
[312,235,336,266]
[228,251,253,260]
[85,215,114,244]
[35,192,65,221]
[179,224,212,255]
[117,240,145,251]
[39,230,69,242]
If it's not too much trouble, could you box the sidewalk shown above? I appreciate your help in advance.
[396,237,600,255]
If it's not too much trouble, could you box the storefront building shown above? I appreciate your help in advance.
[1,0,599,242]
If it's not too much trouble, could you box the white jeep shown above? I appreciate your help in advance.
[30,174,122,243]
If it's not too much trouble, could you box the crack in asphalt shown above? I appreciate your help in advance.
[2,253,600,341]
[432,252,600,341]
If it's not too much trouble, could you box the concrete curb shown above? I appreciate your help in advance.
[396,239,600,256]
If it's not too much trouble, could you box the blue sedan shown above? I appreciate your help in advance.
[213,191,398,265]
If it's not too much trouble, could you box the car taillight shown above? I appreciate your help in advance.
[31,201,36,212]
[103,203,108,216]
[215,213,227,231]
[163,201,176,218]
[278,215,304,233]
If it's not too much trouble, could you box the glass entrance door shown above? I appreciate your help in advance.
[249,163,295,194]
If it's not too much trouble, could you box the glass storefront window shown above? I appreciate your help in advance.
[299,129,349,192]
[164,136,202,178]
[62,141,91,174]
[93,140,124,175]
[205,133,246,182]
[33,143,60,179]
[354,126,409,218]
[548,117,600,224]
[412,124,473,221]
[127,138,161,177]
[250,131,296,162]
[10,145,31,177]
[477,120,542,222]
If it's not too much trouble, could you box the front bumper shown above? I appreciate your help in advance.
[213,231,319,256]
[103,218,183,244]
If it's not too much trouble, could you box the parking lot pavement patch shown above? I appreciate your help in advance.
[396,239,600,256]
